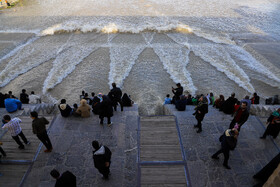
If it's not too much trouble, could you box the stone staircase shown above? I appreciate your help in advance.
[139,115,190,187]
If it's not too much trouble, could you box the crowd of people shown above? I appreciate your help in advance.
[58,83,134,126]
[0,83,133,181]
[0,82,279,183]
[0,90,41,113]
[166,83,280,170]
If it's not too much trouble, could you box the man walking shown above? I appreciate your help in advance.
[50,169,76,187]
[30,111,53,152]
[109,83,123,111]
[229,101,249,132]
[2,115,30,149]
[92,140,112,179]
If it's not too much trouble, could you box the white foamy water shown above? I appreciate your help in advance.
[0,0,279,114]
[108,46,146,88]
[153,47,196,95]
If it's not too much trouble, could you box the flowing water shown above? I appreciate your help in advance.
[0,0,280,114]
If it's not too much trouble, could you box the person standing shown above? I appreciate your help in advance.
[260,108,280,139]
[20,89,29,104]
[212,128,239,169]
[50,169,76,187]
[193,96,208,133]
[30,111,53,152]
[2,115,30,149]
[92,140,112,180]
[98,94,113,126]
[109,83,123,112]
[229,101,249,132]
[171,83,183,104]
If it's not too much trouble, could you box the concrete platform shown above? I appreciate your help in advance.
[22,105,139,187]
[164,104,280,187]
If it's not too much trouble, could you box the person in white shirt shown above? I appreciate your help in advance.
[2,115,30,149]
[29,91,41,104]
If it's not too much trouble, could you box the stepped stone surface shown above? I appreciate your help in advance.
[23,105,139,187]
[139,116,187,186]
[0,115,53,187]
[164,104,280,187]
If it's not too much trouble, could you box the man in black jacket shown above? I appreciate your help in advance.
[109,83,123,111]
[171,83,183,104]
[20,89,29,104]
[31,111,53,152]
[58,99,73,117]
[229,102,249,132]
[92,140,112,179]
[50,169,76,187]
[212,128,239,169]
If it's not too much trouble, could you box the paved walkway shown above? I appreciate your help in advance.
[23,105,139,187]
[164,104,280,187]
[139,116,189,186]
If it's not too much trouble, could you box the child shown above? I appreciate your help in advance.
[164,94,172,104]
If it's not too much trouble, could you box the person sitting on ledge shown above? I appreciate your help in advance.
[72,104,80,117]
[260,108,280,139]
[0,92,5,108]
[122,93,133,107]
[222,93,238,114]
[186,94,193,105]
[20,89,29,104]
[29,91,41,104]
[251,92,260,104]
[175,95,187,111]
[4,95,23,113]
[164,94,172,104]
[171,83,183,104]
[58,99,72,117]
[76,99,91,118]
[213,95,225,110]
[8,91,17,99]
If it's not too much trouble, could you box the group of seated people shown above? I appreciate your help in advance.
[58,83,134,118]
[165,83,261,114]
[0,90,41,113]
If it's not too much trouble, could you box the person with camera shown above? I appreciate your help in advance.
[211,128,239,169]
[171,83,183,104]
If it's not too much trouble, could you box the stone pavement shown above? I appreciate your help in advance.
[164,104,280,187]
[23,105,138,187]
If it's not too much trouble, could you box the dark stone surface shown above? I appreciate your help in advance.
[164,104,280,187]
[23,105,139,186]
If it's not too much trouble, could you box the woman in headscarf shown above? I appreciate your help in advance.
[194,96,208,133]
[260,108,280,139]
